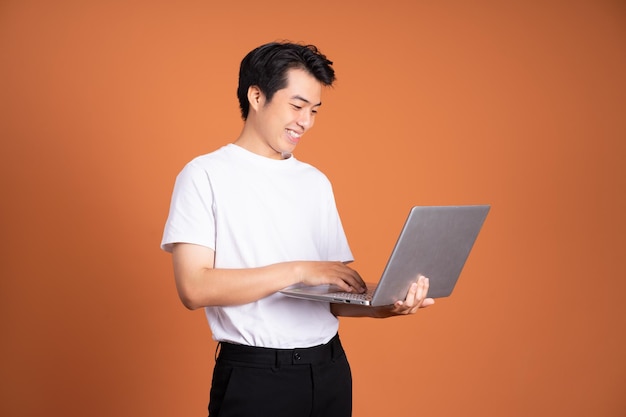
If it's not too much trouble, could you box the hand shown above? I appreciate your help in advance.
[294,261,366,294]
[379,275,435,317]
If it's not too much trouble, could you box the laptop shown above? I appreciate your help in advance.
[280,205,490,306]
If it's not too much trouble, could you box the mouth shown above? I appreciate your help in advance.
[286,129,302,144]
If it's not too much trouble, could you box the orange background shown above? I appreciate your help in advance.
[1,1,625,416]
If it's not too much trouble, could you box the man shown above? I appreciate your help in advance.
[161,41,434,417]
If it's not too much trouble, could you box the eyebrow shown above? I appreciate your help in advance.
[291,95,322,107]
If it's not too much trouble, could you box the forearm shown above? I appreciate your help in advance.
[330,303,392,318]
[175,262,300,310]
[171,243,366,310]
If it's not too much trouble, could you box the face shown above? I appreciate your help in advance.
[246,68,323,159]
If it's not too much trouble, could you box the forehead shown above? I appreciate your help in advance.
[281,68,322,102]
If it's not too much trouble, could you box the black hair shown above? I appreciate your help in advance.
[236,42,336,120]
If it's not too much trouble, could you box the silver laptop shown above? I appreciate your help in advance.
[280,205,490,306]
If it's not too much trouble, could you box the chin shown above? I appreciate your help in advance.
[280,142,298,154]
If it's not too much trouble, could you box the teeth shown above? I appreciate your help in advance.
[287,129,301,138]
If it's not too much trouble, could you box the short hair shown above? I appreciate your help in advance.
[237,42,336,120]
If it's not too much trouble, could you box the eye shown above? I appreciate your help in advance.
[291,104,302,110]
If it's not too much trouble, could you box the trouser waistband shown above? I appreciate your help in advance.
[216,334,344,367]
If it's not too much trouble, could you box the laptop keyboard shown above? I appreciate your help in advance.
[328,291,373,301]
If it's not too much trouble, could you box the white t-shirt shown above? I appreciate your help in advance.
[161,144,353,348]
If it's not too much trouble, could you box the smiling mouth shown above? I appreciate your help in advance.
[286,129,302,143]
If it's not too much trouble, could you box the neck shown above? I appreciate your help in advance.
[234,121,287,160]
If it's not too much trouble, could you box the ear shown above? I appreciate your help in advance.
[247,86,263,112]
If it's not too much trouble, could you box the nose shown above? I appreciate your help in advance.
[297,111,313,130]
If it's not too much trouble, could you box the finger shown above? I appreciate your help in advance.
[414,276,429,305]
[421,298,435,308]
[345,267,366,291]
[330,272,358,292]
[336,265,366,292]
[404,282,419,306]
[392,300,408,315]
[400,277,428,314]
[331,271,364,293]
[408,276,427,303]
[421,276,430,300]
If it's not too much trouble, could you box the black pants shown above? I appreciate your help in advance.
[208,334,352,417]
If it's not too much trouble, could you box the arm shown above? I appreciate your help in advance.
[330,275,435,318]
[171,242,367,310]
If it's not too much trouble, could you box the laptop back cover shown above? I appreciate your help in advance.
[370,205,490,306]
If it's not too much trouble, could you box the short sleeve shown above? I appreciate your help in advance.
[160,162,216,252]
